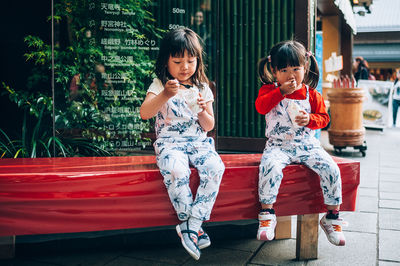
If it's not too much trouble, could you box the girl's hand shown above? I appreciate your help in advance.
[196,94,215,131]
[197,93,207,113]
[280,79,297,96]
[295,110,310,126]
[163,79,180,98]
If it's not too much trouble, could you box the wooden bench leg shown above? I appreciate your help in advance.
[0,236,15,259]
[296,214,319,260]
[275,216,292,239]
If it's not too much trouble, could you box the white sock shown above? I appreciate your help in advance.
[188,217,203,234]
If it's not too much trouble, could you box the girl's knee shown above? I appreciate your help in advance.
[207,162,225,183]
[203,157,225,175]
[259,160,281,177]
[160,165,190,181]
[214,159,225,173]
[170,168,191,179]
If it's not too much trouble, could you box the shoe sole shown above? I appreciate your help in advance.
[176,225,200,260]
[257,230,274,241]
[198,241,211,249]
[319,220,345,246]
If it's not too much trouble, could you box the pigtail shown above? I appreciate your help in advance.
[257,56,274,84]
[304,53,320,88]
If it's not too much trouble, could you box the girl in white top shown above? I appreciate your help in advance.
[140,28,224,261]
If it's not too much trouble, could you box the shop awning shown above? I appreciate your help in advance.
[353,43,400,62]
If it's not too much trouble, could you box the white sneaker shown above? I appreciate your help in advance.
[176,221,201,260]
[257,212,277,241]
[320,214,347,246]
[197,227,211,249]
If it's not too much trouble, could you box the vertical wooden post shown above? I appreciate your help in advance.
[294,0,313,50]
[296,214,319,260]
[275,216,292,239]
[341,20,354,77]
[0,236,15,259]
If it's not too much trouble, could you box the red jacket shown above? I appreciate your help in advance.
[255,83,329,130]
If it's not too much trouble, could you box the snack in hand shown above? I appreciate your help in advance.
[179,87,202,114]
[287,101,303,128]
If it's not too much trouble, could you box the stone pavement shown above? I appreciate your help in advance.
[3,129,400,266]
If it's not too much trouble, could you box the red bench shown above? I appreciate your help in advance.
[0,154,359,260]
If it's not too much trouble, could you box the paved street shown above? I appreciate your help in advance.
[3,128,400,266]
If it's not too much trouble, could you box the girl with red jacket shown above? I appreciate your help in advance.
[255,40,346,246]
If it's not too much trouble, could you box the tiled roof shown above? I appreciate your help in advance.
[354,0,400,32]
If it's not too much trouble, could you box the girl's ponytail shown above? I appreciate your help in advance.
[258,56,274,84]
[304,53,320,88]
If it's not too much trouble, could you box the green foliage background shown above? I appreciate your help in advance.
[0,0,161,158]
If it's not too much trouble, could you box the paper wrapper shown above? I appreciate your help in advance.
[179,87,202,114]
[287,101,303,128]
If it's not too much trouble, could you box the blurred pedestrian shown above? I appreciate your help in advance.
[353,56,374,82]
[190,10,209,44]
[392,69,400,127]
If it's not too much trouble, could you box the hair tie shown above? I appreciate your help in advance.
[267,55,271,63]
[305,51,312,57]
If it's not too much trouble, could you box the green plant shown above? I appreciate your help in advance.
[1,0,162,157]
[0,83,111,158]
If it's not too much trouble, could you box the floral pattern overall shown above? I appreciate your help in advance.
[259,85,342,206]
[153,87,225,222]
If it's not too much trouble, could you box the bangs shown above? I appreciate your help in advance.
[274,44,304,70]
[155,27,208,86]
[169,32,200,58]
